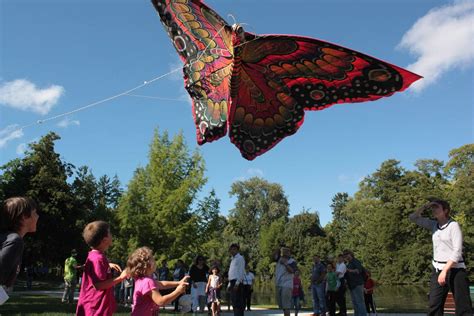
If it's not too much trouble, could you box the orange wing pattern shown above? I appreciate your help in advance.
[152,2,421,160]
[229,34,421,160]
[152,0,233,144]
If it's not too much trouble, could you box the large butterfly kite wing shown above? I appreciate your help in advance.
[152,1,421,160]
[151,0,234,144]
[229,33,421,160]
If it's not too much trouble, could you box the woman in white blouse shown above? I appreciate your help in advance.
[409,198,472,315]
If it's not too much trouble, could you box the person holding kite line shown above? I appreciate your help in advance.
[409,198,472,315]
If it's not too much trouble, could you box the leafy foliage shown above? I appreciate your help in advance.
[0,133,122,266]
[1,130,471,284]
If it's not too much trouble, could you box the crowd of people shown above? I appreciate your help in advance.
[272,247,376,316]
[1,196,472,316]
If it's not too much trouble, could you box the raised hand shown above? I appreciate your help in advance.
[109,263,122,273]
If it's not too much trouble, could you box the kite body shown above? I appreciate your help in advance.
[151,0,421,160]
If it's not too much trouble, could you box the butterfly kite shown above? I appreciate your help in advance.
[151,0,421,160]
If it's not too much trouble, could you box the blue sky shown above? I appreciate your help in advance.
[1,0,473,225]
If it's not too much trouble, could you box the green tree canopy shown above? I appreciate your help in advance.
[228,177,289,268]
[115,129,206,261]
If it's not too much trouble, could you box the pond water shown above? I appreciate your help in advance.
[249,283,437,310]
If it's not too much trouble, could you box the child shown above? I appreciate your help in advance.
[206,265,222,316]
[291,270,304,316]
[0,197,39,304]
[76,221,127,316]
[326,263,338,316]
[364,270,376,315]
[127,247,188,316]
[123,276,134,306]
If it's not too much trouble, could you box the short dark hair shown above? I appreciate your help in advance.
[342,249,354,257]
[428,198,451,211]
[83,221,110,248]
[210,265,220,274]
[195,255,205,265]
[1,197,38,232]
[229,243,240,250]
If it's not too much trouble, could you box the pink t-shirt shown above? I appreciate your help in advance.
[132,276,159,316]
[76,250,116,316]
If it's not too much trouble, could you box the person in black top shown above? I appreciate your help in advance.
[343,249,367,316]
[189,255,209,312]
[0,197,39,288]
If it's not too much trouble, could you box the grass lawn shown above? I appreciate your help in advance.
[0,294,129,316]
[0,294,191,316]
[0,294,427,315]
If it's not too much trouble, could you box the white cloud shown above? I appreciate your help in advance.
[337,174,363,185]
[57,117,80,128]
[246,168,264,178]
[0,125,24,148]
[0,79,65,115]
[16,143,28,155]
[398,0,474,92]
[234,168,265,182]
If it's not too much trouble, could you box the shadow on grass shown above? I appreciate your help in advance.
[0,295,133,316]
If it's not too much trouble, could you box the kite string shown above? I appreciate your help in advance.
[12,24,229,132]
[124,94,188,102]
[29,68,183,128]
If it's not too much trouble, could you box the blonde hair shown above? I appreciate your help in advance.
[127,247,155,278]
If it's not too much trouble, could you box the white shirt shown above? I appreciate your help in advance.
[209,275,220,288]
[275,257,296,288]
[243,271,255,286]
[228,253,245,284]
[336,262,347,279]
[409,214,465,270]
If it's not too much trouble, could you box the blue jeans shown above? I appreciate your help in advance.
[62,280,76,303]
[349,285,367,316]
[312,283,326,314]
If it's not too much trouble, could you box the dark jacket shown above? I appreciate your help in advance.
[0,231,24,286]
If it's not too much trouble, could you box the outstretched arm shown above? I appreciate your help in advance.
[151,283,187,306]
[157,276,190,290]
[94,269,128,290]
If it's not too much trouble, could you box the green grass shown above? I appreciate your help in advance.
[0,294,428,315]
[1,294,79,316]
[0,294,185,316]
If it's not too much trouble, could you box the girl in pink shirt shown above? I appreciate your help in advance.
[127,247,189,316]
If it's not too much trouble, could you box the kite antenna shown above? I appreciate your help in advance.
[227,14,237,25]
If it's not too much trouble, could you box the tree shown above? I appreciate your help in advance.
[0,133,82,266]
[72,166,97,228]
[444,144,474,274]
[228,177,289,269]
[194,190,227,253]
[329,192,351,247]
[115,129,206,261]
[258,217,286,278]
